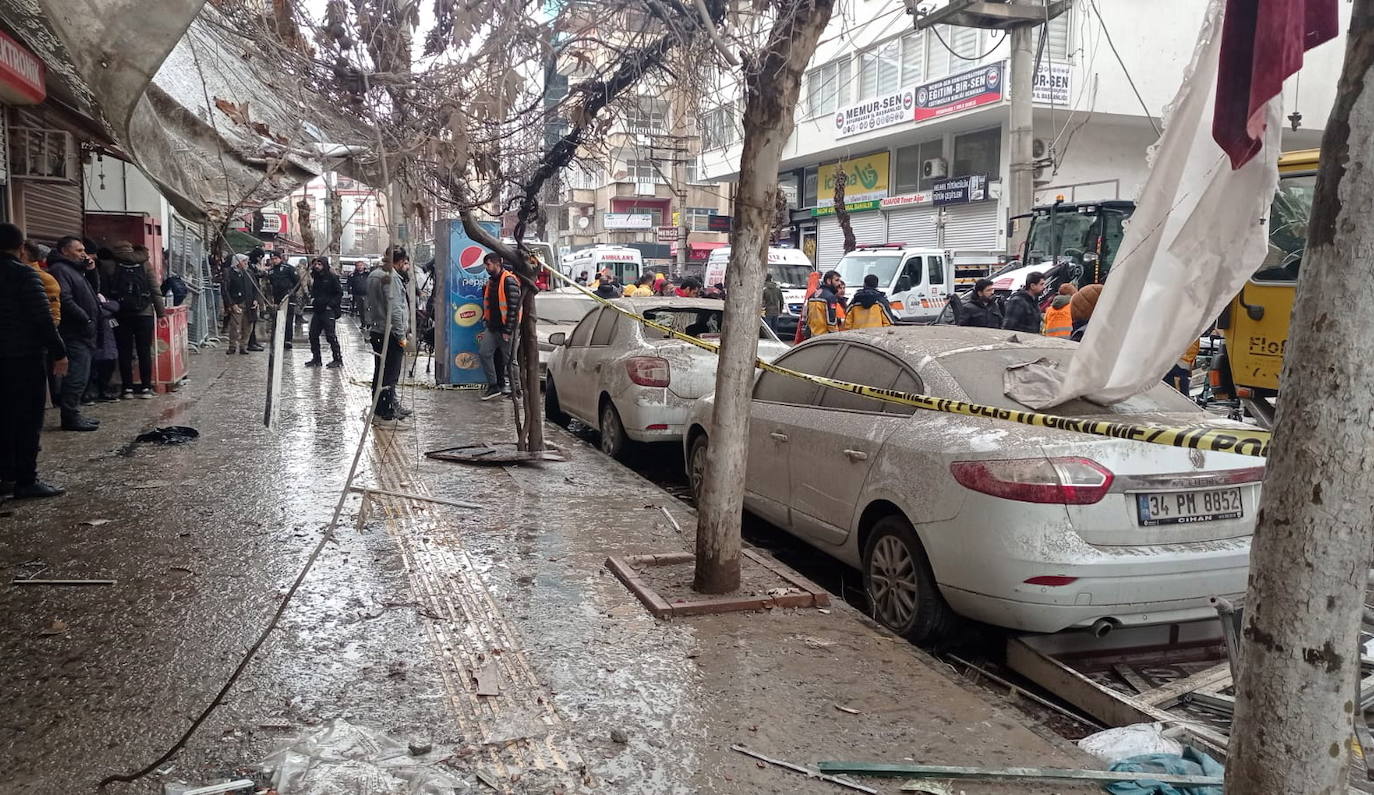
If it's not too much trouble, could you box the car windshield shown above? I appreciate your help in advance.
[768,263,814,289]
[939,348,1201,416]
[1253,173,1314,282]
[836,255,901,289]
[537,295,597,324]
[641,307,775,341]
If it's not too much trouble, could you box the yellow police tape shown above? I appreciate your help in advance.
[539,266,1271,459]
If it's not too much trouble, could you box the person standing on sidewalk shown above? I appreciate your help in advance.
[479,252,520,401]
[1001,271,1046,335]
[0,223,68,499]
[304,257,343,369]
[223,254,255,354]
[761,272,784,333]
[265,252,300,349]
[804,270,844,339]
[348,261,369,322]
[366,248,409,423]
[47,237,101,430]
[108,240,165,398]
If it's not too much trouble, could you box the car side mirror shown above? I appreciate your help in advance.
[895,276,912,293]
[549,331,567,346]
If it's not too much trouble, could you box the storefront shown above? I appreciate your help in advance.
[0,29,64,239]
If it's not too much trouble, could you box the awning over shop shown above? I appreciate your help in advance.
[671,240,727,261]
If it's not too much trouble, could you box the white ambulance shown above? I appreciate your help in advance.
[703,246,816,312]
[561,245,642,285]
[833,246,1003,323]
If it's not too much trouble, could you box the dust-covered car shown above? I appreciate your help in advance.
[683,325,1265,640]
[544,297,789,457]
[535,291,598,381]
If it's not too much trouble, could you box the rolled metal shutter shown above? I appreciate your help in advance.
[14,179,82,245]
[816,216,843,269]
[884,206,939,247]
[848,212,886,247]
[942,201,1000,249]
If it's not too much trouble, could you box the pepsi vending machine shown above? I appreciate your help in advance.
[433,218,501,386]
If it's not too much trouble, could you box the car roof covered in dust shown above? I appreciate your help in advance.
[829,325,1077,363]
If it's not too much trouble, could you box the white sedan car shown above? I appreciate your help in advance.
[545,297,790,458]
[683,326,1265,640]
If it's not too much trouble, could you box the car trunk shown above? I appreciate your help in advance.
[652,338,790,401]
[1037,413,1264,547]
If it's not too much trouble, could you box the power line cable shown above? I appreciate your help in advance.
[1087,0,1160,136]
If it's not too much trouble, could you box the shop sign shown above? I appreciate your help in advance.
[810,199,881,218]
[1033,62,1071,105]
[879,192,931,209]
[604,212,653,229]
[706,214,732,232]
[816,152,890,206]
[656,225,679,243]
[0,31,44,105]
[914,61,1004,122]
[835,89,915,138]
[257,212,290,235]
[932,175,989,205]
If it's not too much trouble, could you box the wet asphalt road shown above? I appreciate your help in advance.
[0,319,1097,794]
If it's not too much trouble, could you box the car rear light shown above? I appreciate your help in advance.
[626,356,670,387]
[1024,575,1079,586]
[950,457,1114,505]
[645,423,669,431]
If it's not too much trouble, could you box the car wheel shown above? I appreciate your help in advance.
[599,399,628,459]
[861,515,959,643]
[687,432,709,500]
[544,378,570,426]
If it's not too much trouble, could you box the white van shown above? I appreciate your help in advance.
[703,246,816,314]
[562,245,642,285]
[834,244,955,323]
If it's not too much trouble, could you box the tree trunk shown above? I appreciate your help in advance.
[833,169,856,253]
[692,0,836,594]
[517,287,543,452]
[1227,7,1374,792]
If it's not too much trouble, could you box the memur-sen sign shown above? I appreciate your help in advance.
[834,89,915,138]
[914,61,1004,121]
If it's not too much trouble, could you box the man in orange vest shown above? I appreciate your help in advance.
[1042,283,1077,338]
[480,252,521,401]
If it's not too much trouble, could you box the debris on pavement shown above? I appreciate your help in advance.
[162,780,255,795]
[408,738,433,756]
[816,759,1224,789]
[260,719,468,793]
[38,619,69,636]
[730,745,877,794]
[12,578,116,586]
[834,704,861,715]
[80,518,112,527]
[1078,723,1184,764]
[135,426,201,446]
[475,660,500,697]
[609,728,628,744]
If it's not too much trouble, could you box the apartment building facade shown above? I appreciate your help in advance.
[699,0,1345,270]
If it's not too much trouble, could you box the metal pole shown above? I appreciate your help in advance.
[1008,16,1036,257]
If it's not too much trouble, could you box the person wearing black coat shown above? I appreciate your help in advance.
[304,257,344,368]
[957,278,1005,329]
[0,223,68,499]
[47,237,101,430]
[347,263,370,320]
[1001,271,1047,334]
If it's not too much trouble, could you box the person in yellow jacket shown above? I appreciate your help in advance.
[804,270,844,339]
[20,241,59,325]
[1042,283,1077,338]
[847,273,897,329]
[625,275,654,296]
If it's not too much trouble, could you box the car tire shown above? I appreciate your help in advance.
[598,399,628,459]
[686,432,709,500]
[544,378,570,426]
[861,515,959,643]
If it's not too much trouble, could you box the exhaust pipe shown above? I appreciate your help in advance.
[1090,618,1119,638]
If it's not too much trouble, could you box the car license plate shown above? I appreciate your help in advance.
[1137,488,1244,526]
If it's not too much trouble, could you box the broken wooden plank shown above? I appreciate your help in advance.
[1137,662,1232,707]
[730,745,876,794]
[814,762,1221,788]
[1111,664,1153,695]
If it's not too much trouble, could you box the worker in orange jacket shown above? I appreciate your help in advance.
[1042,283,1077,338]
[804,270,844,339]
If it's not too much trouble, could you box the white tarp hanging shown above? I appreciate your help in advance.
[1006,0,1281,409]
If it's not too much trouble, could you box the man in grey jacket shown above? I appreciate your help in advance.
[366,248,411,423]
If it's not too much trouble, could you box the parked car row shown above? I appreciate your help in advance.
[533,292,1266,644]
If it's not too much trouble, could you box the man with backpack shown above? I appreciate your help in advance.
[108,240,165,398]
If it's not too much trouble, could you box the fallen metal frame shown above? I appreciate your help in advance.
[606,550,830,618]
[424,441,569,466]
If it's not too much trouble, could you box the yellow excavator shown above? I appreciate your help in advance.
[1208,148,1318,428]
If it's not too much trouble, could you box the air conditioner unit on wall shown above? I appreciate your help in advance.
[922,157,948,179]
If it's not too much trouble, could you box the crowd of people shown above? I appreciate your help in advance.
[0,224,178,499]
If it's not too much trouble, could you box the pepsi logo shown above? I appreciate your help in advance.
[458,244,487,275]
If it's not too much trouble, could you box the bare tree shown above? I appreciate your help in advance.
[1227,5,1374,791]
[693,0,837,593]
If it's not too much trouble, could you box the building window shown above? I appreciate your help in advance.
[616,206,663,227]
[619,159,662,182]
[900,31,925,87]
[858,40,899,99]
[1047,10,1071,60]
[702,105,736,150]
[925,25,981,80]
[626,97,669,132]
[688,207,717,231]
[894,138,944,194]
[803,166,818,208]
[10,128,75,181]
[805,56,850,117]
[953,127,1000,178]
